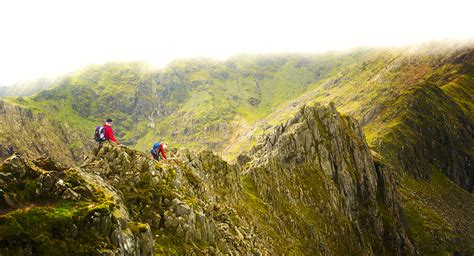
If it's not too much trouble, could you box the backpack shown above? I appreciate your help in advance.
[151,142,161,155]
[94,126,106,142]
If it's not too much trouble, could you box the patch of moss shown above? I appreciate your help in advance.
[63,168,87,186]
[129,222,149,233]
[15,180,37,201]
[0,200,114,255]
[183,197,199,208]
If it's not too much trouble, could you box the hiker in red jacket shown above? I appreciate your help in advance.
[104,118,118,143]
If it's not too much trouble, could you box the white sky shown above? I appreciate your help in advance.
[0,0,473,86]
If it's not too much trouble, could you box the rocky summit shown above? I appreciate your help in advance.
[1,102,423,255]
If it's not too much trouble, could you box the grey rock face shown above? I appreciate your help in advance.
[175,202,191,217]
[247,103,417,255]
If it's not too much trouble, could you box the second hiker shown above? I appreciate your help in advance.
[150,142,167,160]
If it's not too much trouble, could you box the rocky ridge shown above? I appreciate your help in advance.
[0,102,421,255]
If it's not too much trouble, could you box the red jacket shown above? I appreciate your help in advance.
[151,143,166,159]
[103,124,117,142]
[158,144,166,159]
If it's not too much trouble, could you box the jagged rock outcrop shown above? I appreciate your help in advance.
[245,102,417,255]
[82,142,266,255]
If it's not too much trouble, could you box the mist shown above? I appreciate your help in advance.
[0,0,473,86]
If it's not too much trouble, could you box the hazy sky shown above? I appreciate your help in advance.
[0,0,473,86]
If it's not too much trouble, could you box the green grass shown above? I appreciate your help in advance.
[400,170,474,254]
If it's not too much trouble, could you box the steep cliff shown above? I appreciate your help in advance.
[374,83,473,191]
[243,103,416,254]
